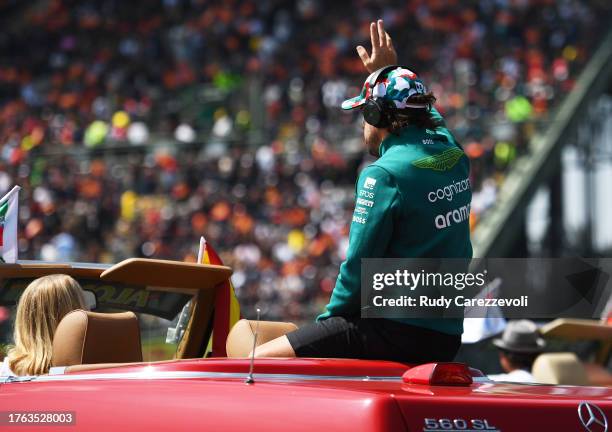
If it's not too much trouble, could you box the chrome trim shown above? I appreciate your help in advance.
[2,370,492,385]
[71,262,111,270]
[4,370,403,383]
[578,401,608,432]
[1,375,35,383]
[15,260,112,270]
[472,377,493,383]
[48,367,67,375]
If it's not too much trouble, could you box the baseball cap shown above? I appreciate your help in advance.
[341,66,429,110]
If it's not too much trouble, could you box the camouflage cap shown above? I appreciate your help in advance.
[341,67,429,110]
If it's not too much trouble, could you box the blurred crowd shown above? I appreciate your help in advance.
[0,0,610,322]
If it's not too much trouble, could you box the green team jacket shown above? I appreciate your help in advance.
[318,109,472,335]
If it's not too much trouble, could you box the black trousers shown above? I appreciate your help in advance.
[286,316,461,364]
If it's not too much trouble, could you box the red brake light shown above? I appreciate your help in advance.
[402,362,473,386]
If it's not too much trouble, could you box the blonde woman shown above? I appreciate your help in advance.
[1,274,87,376]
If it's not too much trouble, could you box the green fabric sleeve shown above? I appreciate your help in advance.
[318,165,400,320]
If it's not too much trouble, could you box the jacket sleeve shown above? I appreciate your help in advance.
[318,165,400,320]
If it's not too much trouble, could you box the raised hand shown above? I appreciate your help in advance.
[356,19,398,74]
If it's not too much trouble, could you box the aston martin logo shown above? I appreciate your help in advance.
[412,147,464,171]
[578,402,608,432]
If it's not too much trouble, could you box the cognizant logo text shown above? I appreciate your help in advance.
[428,178,470,203]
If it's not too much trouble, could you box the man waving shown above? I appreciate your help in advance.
[254,20,472,363]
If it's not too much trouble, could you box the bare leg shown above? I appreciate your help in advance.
[251,335,296,358]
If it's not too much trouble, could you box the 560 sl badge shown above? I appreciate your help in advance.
[423,418,500,431]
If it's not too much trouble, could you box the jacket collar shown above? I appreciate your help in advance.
[379,128,409,156]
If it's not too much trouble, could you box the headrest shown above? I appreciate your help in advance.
[226,319,298,358]
[532,352,588,386]
[52,310,142,367]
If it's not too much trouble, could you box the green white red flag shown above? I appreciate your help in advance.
[0,185,20,263]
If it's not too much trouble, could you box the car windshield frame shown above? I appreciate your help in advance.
[0,258,232,363]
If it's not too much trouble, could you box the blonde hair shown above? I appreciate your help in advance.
[7,274,85,376]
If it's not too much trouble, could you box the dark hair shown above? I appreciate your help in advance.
[388,92,441,134]
[500,349,539,370]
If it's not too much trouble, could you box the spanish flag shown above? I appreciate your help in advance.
[199,237,241,357]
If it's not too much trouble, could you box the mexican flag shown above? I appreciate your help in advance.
[0,185,20,263]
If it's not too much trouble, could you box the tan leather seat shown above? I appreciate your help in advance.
[532,352,589,386]
[226,319,298,358]
[52,310,142,367]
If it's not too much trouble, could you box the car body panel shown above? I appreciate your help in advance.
[3,359,612,431]
[2,260,611,431]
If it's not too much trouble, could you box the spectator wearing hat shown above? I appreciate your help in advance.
[488,320,546,383]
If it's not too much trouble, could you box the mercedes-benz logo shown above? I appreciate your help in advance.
[578,401,608,432]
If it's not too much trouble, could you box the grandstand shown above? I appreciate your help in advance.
[1,0,611,321]
[473,27,612,258]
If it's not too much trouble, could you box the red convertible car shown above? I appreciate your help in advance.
[0,258,610,431]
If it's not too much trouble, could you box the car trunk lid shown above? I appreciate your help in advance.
[396,381,612,432]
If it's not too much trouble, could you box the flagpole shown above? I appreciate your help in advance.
[0,185,21,204]
[197,236,206,264]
